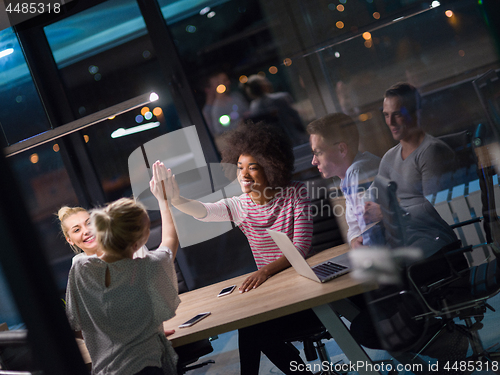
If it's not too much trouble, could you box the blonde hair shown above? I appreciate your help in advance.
[90,198,149,255]
[57,206,88,254]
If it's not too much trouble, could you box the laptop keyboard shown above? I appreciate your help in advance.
[313,261,348,278]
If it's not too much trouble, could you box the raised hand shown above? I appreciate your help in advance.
[150,161,169,209]
[164,167,180,205]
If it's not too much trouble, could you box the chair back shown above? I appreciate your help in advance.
[471,123,500,246]
[371,175,407,248]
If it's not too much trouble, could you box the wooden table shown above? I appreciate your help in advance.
[165,244,380,375]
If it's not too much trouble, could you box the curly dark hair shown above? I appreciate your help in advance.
[220,121,295,188]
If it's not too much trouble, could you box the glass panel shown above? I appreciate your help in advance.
[0,28,51,146]
[44,0,150,116]
[44,0,183,203]
[83,100,181,202]
[163,0,500,155]
[163,0,312,148]
[0,266,23,330]
[314,0,498,156]
[8,142,79,294]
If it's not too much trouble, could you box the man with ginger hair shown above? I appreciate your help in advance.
[308,113,381,248]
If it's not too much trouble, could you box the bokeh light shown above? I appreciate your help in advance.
[216,84,226,94]
[363,32,372,40]
[445,10,453,17]
[358,112,373,122]
[239,75,248,83]
[199,7,210,15]
[30,153,39,164]
[336,21,344,29]
[141,107,150,116]
[53,144,59,152]
[337,4,344,11]
[153,107,163,116]
[84,135,90,143]
[269,66,278,74]
[283,58,292,66]
[373,12,380,19]
[219,115,231,126]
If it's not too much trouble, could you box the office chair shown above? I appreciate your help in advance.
[310,186,345,253]
[371,175,408,250]
[404,126,500,364]
[284,327,336,375]
[0,329,43,375]
[366,129,500,367]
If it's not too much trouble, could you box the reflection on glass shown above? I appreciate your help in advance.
[0,267,23,330]
[43,0,183,203]
[0,28,51,145]
[8,142,79,293]
[44,0,146,67]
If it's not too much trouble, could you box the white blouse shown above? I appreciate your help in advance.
[66,246,180,375]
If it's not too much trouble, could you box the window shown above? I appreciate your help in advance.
[44,0,183,202]
[0,268,23,329]
[0,28,51,146]
[8,142,79,293]
[164,0,499,159]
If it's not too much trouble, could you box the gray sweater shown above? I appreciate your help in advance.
[378,134,458,258]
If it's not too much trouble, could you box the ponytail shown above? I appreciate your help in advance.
[91,198,149,255]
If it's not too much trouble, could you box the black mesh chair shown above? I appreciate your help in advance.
[371,175,408,250]
[403,127,500,365]
[363,129,500,367]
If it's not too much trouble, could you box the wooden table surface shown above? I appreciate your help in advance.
[164,244,376,348]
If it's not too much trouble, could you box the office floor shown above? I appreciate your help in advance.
[187,293,500,375]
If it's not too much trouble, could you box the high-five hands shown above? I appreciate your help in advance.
[150,161,169,210]
[150,161,182,210]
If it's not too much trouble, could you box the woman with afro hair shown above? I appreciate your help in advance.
[164,121,318,374]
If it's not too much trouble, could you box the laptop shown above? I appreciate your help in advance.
[266,229,351,283]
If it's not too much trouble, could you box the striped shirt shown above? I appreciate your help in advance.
[199,181,312,269]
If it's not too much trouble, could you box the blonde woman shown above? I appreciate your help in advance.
[58,206,148,263]
[58,206,100,263]
[65,161,180,375]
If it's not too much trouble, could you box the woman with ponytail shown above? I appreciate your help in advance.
[65,161,180,375]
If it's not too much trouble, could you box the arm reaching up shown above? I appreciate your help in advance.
[150,161,179,257]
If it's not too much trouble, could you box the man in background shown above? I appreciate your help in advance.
[308,113,381,248]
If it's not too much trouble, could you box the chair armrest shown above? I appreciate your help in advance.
[450,217,482,229]
[0,330,28,346]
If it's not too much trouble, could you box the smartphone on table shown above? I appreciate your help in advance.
[178,312,211,328]
[217,285,236,297]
